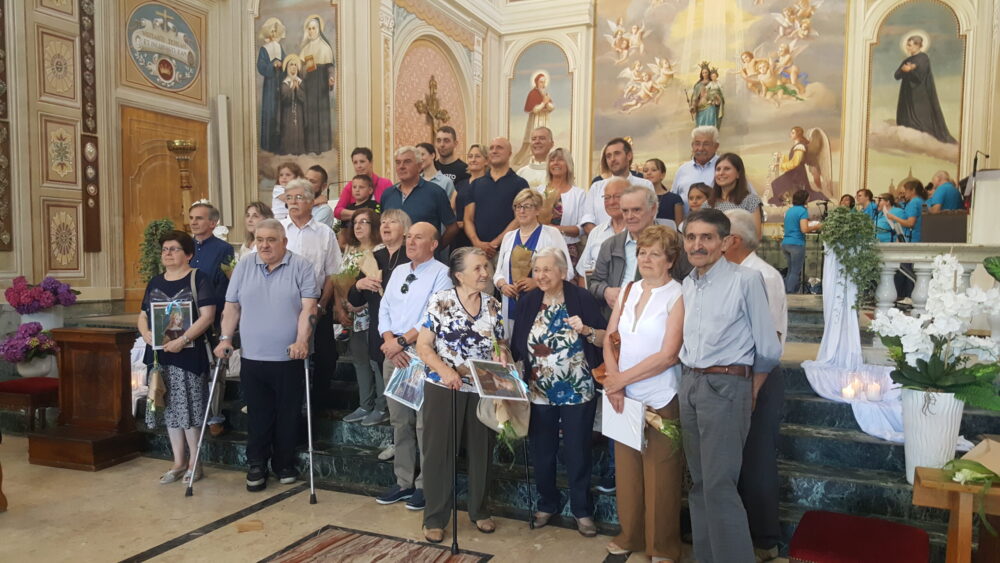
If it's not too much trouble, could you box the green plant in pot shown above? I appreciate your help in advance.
[818,205,882,308]
[870,254,1000,484]
[140,218,175,283]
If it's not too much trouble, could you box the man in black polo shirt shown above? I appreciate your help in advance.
[381,146,458,248]
[434,126,469,184]
[463,137,527,259]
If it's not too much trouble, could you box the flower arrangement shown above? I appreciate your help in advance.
[870,254,1000,410]
[0,322,59,363]
[4,276,79,314]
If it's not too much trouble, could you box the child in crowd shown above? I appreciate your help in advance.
[679,182,713,232]
[270,162,303,220]
[337,174,380,247]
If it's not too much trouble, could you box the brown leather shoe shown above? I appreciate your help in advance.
[209,423,226,437]
[422,527,444,543]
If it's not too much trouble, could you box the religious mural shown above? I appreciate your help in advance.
[593,0,845,204]
[865,1,963,194]
[255,1,339,193]
[509,42,572,167]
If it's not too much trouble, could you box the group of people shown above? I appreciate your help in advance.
[140,122,809,562]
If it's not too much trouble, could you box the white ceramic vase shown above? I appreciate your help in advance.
[21,305,65,331]
[901,388,964,484]
[16,355,57,378]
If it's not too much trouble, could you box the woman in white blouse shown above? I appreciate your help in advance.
[601,224,685,563]
[535,148,593,269]
[238,202,274,258]
[494,189,573,339]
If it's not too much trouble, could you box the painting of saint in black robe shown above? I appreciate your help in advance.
[298,15,335,155]
[256,17,286,154]
[894,35,956,144]
[278,55,306,155]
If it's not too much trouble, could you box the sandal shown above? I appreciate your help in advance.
[423,527,444,544]
[474,518,496,534]
[159,467,186,484]
[532,511,553,529]
[182,467,203,484]
[606,542,630,556]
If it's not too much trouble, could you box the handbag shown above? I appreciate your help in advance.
[147,354,167,410]
[476,395,530,438]
[591,281,635,384]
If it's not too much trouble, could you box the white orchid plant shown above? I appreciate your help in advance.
[870,254,1000,410]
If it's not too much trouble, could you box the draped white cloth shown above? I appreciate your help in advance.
[802,248,971,449]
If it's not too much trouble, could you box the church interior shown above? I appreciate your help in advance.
[2,0,1000,561]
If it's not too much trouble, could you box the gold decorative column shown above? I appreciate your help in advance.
[166,139,197,226]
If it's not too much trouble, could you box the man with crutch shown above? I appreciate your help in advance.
[214,219,319,492]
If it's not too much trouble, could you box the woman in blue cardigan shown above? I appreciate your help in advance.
[511,247,607,537]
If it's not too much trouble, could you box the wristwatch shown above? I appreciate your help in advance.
[396,335,408,348]
[182,335,191,345]
[219,335,232,342]
[585,327,597,344]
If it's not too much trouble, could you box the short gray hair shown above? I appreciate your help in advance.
[531,246,568,274]
[285,178,315,202]
[623,184,658,209]
[255,218,286,238]
[724,209,759,251]
[448,247,489,286]
[380,208,412,232]
[691,125,720,144]
[394,146,417,160]
[189,201,221,223]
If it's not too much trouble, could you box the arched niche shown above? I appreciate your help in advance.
[506,40,574,167]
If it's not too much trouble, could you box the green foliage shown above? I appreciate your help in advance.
[819,206,882,308]
[880,334,1000,411]
[140,218,175,283]
[985,257,1000,283]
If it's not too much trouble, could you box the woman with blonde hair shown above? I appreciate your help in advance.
[240,202,274,258]
[536,148,592,266]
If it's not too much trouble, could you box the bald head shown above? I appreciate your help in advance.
[488,137,513,169]
[405,222,440,264]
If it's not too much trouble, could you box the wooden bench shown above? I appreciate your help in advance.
[913,466,1000,563]
[0,377,59,432]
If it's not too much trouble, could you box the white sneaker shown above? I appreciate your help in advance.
[377,444,395,461]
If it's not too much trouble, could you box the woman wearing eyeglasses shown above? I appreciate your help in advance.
[493,189,573,338]
[137,230,217,485]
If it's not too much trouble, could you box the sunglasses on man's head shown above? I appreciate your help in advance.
[401,273,417,294]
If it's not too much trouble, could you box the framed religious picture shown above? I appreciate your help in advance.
[149,301,193,350]
[468,359,528,401]
[385,353,427,411]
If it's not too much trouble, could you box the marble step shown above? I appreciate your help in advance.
[779,423,910,474]
[785,322,874,345]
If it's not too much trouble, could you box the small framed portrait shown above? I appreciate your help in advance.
[385,353,427,411]
[468,359,528,401]
[149,301,194,350]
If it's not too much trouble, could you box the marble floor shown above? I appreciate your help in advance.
[1,435,788,563]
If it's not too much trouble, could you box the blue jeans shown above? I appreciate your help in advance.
[782,243,806,294]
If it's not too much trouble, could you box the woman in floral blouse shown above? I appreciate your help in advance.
[510,247,606,537]
[416,247,504,543]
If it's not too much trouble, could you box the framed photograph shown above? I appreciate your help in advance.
[150,301,194,350]
[385,353,427,411]
[468,359,528,401]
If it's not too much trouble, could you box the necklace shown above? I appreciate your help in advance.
[542,291,564,306]
[386,246,403,271]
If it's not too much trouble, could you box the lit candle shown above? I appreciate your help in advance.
[866,382,882,402]
[842,385,856,400]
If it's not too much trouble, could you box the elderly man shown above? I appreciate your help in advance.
[434,126,469,184]
[672,126,721,211]
[680,208,782,563]
[305,165,335,229]
[334,147,394,221]
[577,177,627,280]
[465,137,527,259]
[516,126,555,190]
[382,147,458,246]
[584,138,654,232]
[215,219,319,492]
[588,185,658,314]
[280,179,342,398]
[376,222,452,510]
[188,201,235,436]
[927,170,963,213]
[724,209,787,562]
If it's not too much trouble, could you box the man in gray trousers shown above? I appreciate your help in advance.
[679,208,782,563]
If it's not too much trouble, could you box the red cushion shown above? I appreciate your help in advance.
[0,377,59,395]
[790,510,929,563]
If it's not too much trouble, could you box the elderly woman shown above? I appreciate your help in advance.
[494,188,573,338]
[602,225,685,563]
[536,148,592,265]
[511,247,607,537]
[417,247,503,542]
[138,230,217,485]
[239,202,274,258]
[711,153,762,238]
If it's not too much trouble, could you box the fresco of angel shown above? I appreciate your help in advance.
[629,24,649,56]
[647,56,676,95]
[768,126,835,203]
[605,18,633,64]
[754,58,805,105]
[773,7,800,42]
[621,71,660,114]
[773,43,808,95]
[618,61,645,99]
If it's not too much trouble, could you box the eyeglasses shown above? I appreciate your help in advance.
[356,219,372,225]
[283,194,307,201]
[401,273,417,294]
[161,246,184,254]
[603,194,623,201]
[514,204,537,211]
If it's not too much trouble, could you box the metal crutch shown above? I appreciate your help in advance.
[451,387,460,554]
[186,351,228,497]
[303,349,317,504]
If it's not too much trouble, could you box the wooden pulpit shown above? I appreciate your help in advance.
[28,328,143,470]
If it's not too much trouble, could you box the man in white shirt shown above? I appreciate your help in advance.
[724,208,787,563]
[280,178,342,397]
[516,126,554,190]
[584,138,654,232]
[577,177,627,279]
[672,126,720,211]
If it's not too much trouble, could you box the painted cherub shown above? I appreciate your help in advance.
[605,18,633,64]
[754,58,804,105]
[619,60,645,99]
[630,23,648,56]
[646,56,676,100]
[774,43,808,96]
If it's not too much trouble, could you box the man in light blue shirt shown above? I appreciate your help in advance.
[375,222,453,509]
[927,171,963,212]
[672,126,756,212]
